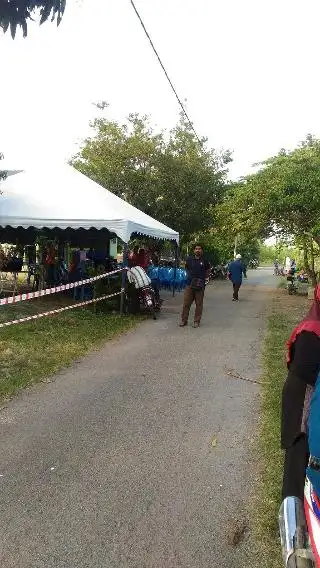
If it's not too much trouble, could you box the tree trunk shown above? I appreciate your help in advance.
[313,235,320,249]
[310,239,316,280]
[302,236,317,287]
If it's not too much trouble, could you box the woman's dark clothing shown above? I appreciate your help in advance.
[282,434,309,501]
[282,331,320,499]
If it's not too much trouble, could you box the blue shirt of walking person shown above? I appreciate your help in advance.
[228,257,245,283]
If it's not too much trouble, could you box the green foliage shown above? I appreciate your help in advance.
[259,244,277,264]
[247,135,320,242]
[197,230,260,266]
[0,0,66,38]
[220,135,320,283]
[259,242,294,265]
[71,109,231,243]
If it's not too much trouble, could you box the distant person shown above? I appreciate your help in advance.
[128,246,139,268]
[291,259,297,272]
[45,244,57,286]
[228,254,246,301]
[137,248,150,270]
[179,243,210,328]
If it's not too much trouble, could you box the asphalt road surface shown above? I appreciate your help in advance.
[0,267,276,568]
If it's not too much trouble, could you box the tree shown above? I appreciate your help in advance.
[219,136,320,284]
[71,109,231,243]
[198,228,261,267]
[0,0,66,38]
[153,116,231,242]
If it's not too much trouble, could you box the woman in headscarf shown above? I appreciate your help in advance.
[281,285,320,500]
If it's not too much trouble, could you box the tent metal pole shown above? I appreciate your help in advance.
[120,243,128,315]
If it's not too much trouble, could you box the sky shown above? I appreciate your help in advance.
[1,0,320,178]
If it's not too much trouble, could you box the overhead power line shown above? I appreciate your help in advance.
[130,0,202,145]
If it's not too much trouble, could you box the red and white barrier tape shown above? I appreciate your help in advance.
[0,267,127,307]
[0,290,123,329]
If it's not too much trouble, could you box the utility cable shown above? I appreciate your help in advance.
[130,0,202,145]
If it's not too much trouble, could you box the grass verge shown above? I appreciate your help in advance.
[252,290,309,567]
[0,296,139,402]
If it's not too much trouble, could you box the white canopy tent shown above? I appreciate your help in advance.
[0,163,179,244]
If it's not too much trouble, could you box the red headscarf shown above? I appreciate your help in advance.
[287,285,320,365]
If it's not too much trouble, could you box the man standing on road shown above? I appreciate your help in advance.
[228,254,246,301]
[179,244,210,328]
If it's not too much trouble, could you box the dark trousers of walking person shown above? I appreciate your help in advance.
[181,285,204,324]
[232,281,241,300]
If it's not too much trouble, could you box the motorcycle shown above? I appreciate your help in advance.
[210,265,227,280]
[287,274,298,295]
[279,476,320,567]
[138,285,160,320]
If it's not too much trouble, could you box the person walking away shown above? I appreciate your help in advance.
[228,254,246,301]
[281,285,320,502]
[45,243,57,286]
[179,244,210,328]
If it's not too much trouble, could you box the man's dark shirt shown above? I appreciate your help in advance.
[185,255,210,285]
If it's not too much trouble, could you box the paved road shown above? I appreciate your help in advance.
[0,268,276,568]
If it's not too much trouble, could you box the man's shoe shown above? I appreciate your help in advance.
[179,322,187,327]
[193,322,200,328]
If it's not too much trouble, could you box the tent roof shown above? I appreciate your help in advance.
[0,164,179,244]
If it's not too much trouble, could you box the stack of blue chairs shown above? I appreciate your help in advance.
[148,266,187,292]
